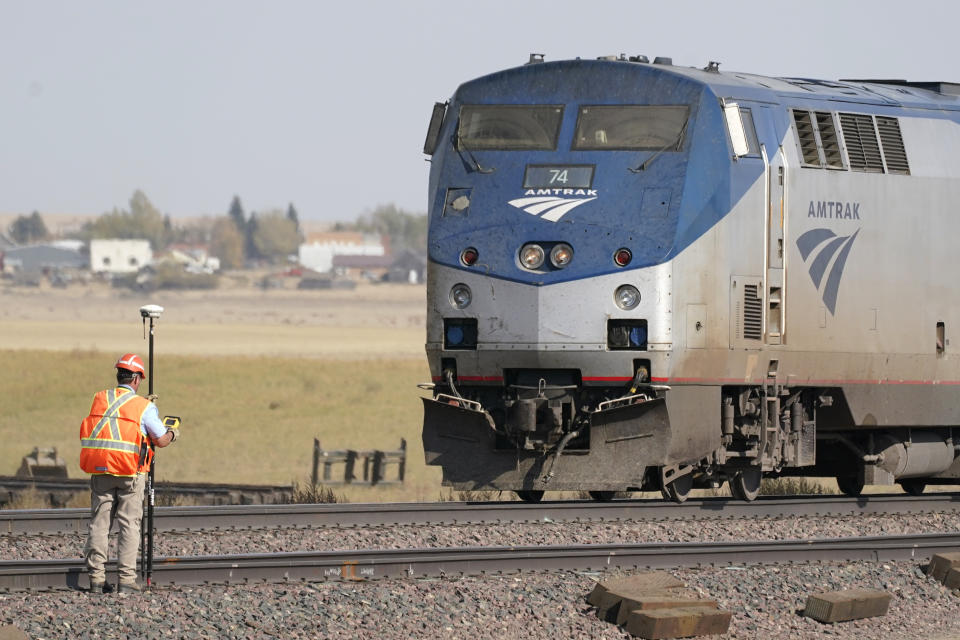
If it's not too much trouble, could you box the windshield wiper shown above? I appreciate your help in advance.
[456,135,496,174]
[628,120,688,173]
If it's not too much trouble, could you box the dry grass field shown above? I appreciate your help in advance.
[0,279,444,502]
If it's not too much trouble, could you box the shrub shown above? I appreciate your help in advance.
[759,477,836,496]
[289,482,348,504]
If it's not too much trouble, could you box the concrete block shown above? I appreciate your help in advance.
[625,606,732,639]
[927,552,960,583]
[615,596,719,626]
[944,567,960,590]
[804,589,891,623]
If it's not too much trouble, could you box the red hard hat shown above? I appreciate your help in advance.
[115,353,146,378]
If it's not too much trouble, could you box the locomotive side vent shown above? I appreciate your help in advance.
[742,284,763,340]
[791,109,821,166]
[876,116,910,174]
[814,112,844,168]
[792,109,844,169]
[839,113,884,172]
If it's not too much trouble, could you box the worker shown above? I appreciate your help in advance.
[79,353,179,594]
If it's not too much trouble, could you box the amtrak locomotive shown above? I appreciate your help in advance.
[420,54,960,502]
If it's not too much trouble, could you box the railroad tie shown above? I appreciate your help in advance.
[625,607,733,640]
[803,588,892,624]
[0,624,29,640]
[588,572,732,638]
[926,551,960,587]
[588,571,685,621]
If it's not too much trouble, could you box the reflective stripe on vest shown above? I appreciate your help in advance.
[79,388,149,476]
[88,388,139,441]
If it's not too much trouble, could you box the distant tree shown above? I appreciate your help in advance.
[245,212,259,260]
[286,203,302,241]
[228,195,246,231]
[9,211,49,244]
[354,203,427,252]
[82,190,169,249]
[209,217,245,269]
[251,210,300,259]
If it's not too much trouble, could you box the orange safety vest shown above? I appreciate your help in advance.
[79,387,154,476]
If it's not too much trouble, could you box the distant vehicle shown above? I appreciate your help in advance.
[420,54,960,502]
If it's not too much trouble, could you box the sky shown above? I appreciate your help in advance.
[1,1,957,223]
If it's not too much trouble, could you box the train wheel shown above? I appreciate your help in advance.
[516,490,544,503]
[836,475,864,497]
[588,491,616,502]
[731,469,762,502]
[900,479,927,496]
[660,474,693,503]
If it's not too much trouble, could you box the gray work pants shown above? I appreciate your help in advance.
[83,473,146,584]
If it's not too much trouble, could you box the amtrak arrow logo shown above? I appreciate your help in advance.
[507,196,596,222]
[796,227,860,315]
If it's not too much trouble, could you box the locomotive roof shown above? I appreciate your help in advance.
[670,64,960,111]
[467,58,960,113]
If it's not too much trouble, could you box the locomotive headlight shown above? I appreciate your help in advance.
[449,283,472,309]
[614,284,641,310]
[549,243,574,268]
[519,244,545,269]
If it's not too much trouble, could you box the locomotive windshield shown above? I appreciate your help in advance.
[457,105,563,150]
[573,105,689,150]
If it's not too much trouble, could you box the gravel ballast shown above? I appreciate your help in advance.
[1,561,959,639]
[3,511,960,560]
[3,511,960,638]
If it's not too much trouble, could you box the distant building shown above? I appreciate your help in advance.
[386,249,427,284]
[298,232,387,273]
[331,253,395,280]
[2,243,86,274]
[49,239,84,252]
[89,239,152,274]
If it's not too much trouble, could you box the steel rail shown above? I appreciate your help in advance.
[2,532,958,592]
[0,475,292,504]
[4,493,960,535]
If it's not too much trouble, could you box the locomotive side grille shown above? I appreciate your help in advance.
[792,109,821,166]
[876,116,910,174]
[814,111,843,168]
[840,113,884,172]
[743,284,763,340]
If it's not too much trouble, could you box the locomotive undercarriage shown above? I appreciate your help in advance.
[422,368,672,496]
[664,384,960,501]
[423,371,960,502]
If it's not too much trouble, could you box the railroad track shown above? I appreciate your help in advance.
[0,475,293,508]
[3,532,958,592]
[4,493,960,535]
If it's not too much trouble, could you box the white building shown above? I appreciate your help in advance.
[298,232,386,273]
[89,239,152,274]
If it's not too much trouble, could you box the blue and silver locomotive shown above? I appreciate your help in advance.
[420,54,960,501]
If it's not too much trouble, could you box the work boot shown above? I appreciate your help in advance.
[117,580,142,593]
[88,581,106,594]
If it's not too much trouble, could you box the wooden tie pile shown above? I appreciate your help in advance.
[587,572,731,639]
